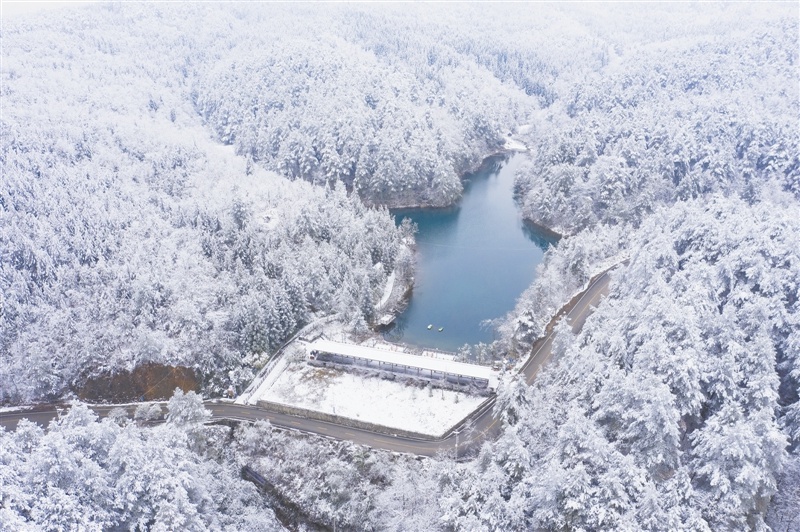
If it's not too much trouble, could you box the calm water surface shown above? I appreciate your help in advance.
[386,153,557,352]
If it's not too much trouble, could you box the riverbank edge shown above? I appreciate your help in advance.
[385,148,563,239]
[523,218,563,241]
[377,148,564,334]
[382,146,516,211]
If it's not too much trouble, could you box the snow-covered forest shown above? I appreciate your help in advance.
[2,2,798,530]
[467,195,800,530]
[1,4,414,402]
[513,10,798,234]
[0,392,284,530]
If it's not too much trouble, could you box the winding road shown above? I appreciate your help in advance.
[0,268,613,457]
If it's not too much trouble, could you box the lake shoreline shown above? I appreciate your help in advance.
[382,152,553,351]
[523,219,563,241]
[374,148,562,342]
[387,150,563,241]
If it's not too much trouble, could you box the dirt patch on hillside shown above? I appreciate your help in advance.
[76,363,198,403]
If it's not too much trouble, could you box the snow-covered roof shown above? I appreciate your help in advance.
[308,339,496,381]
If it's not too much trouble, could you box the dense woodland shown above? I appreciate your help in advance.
[470,196,800,530]
[0,392,283,530]
[514,14,798,234]
[2,3,798,531]
[1,4,413,403]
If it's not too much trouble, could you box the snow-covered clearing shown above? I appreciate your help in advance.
[504,136,528,152]
[378,271,396,309]
[504,126,530,151]
[257,360,485,436]
[516,124,532,135]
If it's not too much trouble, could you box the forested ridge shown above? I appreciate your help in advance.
[0,393,284,530]
[463,196,800,530]
[192,5,556,207]
[514,14,798,234]
[2,3,799,530]
[1,4,412,403]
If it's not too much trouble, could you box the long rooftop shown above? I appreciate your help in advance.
[308,339,496,381]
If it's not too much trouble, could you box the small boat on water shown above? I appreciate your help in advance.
[438,327,444,332]
[427,324,433,330]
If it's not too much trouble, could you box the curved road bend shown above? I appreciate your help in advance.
[0,269,613,458]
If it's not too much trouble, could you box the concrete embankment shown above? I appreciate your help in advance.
[256,399,435,440]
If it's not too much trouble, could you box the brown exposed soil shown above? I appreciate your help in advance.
[75,363,199,403]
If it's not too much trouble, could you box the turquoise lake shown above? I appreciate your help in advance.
[385,153,558,352]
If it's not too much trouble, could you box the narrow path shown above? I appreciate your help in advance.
[0,268,614,457]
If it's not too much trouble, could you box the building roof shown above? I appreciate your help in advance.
[309,339,496,381]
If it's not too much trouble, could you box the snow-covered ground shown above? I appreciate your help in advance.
[237,356,291,405]
[378,271,396,309]
[256,360,485,436]
[502,125,531,152]
[0,406,30,413]
[504,136,528,152]
[516,124,532,135]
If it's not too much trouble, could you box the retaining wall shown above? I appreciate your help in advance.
[256,399,435,440]
[256,391,496,443]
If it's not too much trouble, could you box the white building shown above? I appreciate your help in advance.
[307,339,499,391]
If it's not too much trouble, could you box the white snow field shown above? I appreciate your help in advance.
[256,360,485,436]
[503,136,528,152]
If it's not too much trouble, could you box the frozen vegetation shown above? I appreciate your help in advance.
[1,2,798,530]
[1,3,415,402]
[513,9,798,235]
[0,392,283,531]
